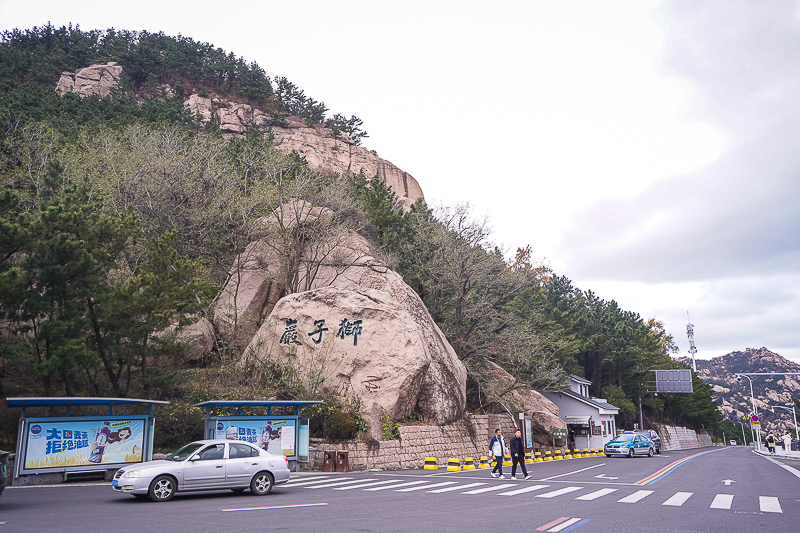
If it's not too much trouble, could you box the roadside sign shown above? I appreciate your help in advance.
[553,428,567,439]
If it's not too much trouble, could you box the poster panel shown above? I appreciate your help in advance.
[524,418,533,449]
[23,417,146,471]
[214,418,296,456]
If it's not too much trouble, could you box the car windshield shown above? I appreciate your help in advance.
[166,443,205,461]
[611,435,635,442]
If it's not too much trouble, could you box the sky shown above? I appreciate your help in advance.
[2,0,799,362]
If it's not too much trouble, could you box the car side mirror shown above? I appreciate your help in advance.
[189,455,199,461]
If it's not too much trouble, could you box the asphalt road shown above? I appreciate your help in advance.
[1,446,797,532]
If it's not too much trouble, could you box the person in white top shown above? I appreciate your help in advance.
[782,433,793,455]
[488,428,508,479]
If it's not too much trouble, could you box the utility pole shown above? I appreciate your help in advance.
[686,312,697,372]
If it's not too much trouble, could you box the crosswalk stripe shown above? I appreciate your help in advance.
[548,517,582,532]
[709,494,733,509]
[462,484,517,495]
[395,481,457,492]
[536,486,583,499]
[575,488,617,501]
[289,477,353,487]
[428,482,486,493]
[286,476,330,483]
[498,484,550,496]
[617,490,653,503]
[364,480,428,491]
[333,480,405,490]
[759,496,783,513]
[305,479,377,489]
[662,492,693,506]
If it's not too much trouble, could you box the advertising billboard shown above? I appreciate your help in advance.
[213,418,296,457]
[22,416,146,471]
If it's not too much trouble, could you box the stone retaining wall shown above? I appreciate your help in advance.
[654,424,712,450]
[308,415,492,471]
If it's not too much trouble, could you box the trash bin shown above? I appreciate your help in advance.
[335,451,349,473]
[323,452,335,472]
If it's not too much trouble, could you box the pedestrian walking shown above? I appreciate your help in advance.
[766,432,777,454]
[509,429,532,480]
[782,433,792,455]
[489,428,508,479]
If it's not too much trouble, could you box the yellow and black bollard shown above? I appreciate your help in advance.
[447,458,462,472]
[463,457,476,470]
[478,456,490,469]
[423,457,438,470]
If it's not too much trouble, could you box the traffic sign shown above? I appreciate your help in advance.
[751,415,759,423]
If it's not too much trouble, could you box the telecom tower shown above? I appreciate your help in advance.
[686,312,697,372]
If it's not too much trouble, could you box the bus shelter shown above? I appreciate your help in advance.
[194,400,321,471]
[7,397,168,484]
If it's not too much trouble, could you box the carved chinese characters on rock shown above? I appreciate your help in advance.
[278,317,364,347]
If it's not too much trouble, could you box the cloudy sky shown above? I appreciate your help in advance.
[2,1,798,362]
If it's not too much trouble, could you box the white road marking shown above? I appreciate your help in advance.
[536,486,583,498]
[662,492,693,506]
[395,482,457,492]
[617,490,654,503]
[428,482,486,493]
[462,484,517,494]
[333,480,405,490]
[759,496,783,513]
[304,479,376,489]
[575,488,618,500]
[498,484,549,496]
[288,477,353,487]
[364,480,428,491]
[709,494,733,509]
[548,517,582,532]
[540,463,605,481]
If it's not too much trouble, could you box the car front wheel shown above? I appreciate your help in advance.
[148,475,176,502]
[648,447,654,457]
[250,471,274,495]
[628,447,635,458]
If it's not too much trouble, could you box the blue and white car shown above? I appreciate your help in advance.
[604,434,656,458]
[112,439,290,502]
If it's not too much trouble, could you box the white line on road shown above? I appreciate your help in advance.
[536,486,583,498]
[462,484,517,495]
[540,463,605,480]
[395,482,457,492]
[304,479,377,489]
[364,481,429,491]
[288,477,353,487]
[548,517,582,532]
[709,494,733,509]
[333,480,405,490]
[428,482,485,493]
[575,488,617,500]
[760,496,783,513]
[617,490,653,503]
[662,492,693,506]
[498,484,549,496]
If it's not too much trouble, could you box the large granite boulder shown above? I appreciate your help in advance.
[242,278,467,438]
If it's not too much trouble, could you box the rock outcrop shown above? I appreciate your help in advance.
[54,67,424,208]
[55,62,123,98]
[479,361,566,439]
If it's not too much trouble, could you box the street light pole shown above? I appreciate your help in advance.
[737,374,761,451]
[770,405,799,444]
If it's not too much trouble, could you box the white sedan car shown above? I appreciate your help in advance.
[112,439,290,502]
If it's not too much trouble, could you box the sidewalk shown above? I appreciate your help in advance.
[751,445,800,458]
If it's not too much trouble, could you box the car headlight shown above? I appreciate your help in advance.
[122,470,141,478]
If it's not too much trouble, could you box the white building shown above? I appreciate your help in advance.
[544,375,619,451]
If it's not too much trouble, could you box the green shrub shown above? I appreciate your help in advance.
[323,410,358,440]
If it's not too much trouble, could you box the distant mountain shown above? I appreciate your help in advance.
[689,348,800,435]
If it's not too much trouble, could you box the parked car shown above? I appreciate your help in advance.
[112,439,290,502]
[0,450,9,497]
[729,440,737,446]
[633,429,661,454]
[604,434,656,457]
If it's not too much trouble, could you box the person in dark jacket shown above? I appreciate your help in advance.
[509,429,532,480]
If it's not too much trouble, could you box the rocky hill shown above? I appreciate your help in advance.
[692,347,800,435]
[55,63,424,209]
